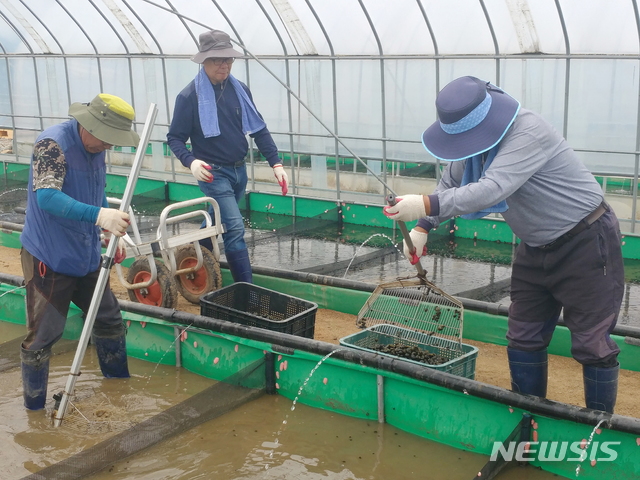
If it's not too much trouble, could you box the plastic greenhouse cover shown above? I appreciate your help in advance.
[0,0,638,57]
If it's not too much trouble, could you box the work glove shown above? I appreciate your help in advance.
[404,229,428,265]
[383,194,427,222]
[104,236,127,264]
[272,164,289,195]
[96,208,130,237]
[190,159,213,183]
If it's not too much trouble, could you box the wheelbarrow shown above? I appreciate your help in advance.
[106,196,226,309]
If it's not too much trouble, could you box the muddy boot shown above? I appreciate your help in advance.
[583,363,619,413]
[507,347,548,397]
[92,333,130,378]
[21,346,51,410]
[226,249,253,283]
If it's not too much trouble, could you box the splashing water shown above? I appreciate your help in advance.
[342,233,403,278]
[0,187,27,198]
[266,349,344,467]
[575,418,607,477]
[144,323,195,385]
[0,285,25,298]
[290,349,343,412]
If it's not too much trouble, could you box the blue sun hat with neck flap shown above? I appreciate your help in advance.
[422,76,520,161]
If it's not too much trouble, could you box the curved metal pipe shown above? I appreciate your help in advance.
[479,0,500,81]
[553,0,571,140]
[18,0,71,105]
[304,0,341,198]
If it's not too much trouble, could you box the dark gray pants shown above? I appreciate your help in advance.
[507,210,624,365]
[21,248,125,351]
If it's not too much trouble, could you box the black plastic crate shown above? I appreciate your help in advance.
[340,324,478,379]
[200,282,317,338]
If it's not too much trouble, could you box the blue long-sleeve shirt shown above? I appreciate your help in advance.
[167,79,280,168]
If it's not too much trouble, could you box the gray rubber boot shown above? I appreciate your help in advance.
[21,346,51,410]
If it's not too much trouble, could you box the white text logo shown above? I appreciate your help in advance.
[490,441,620,462]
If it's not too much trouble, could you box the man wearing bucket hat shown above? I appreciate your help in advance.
[167,29,288,284]
[383,76,624,413]
[19,93,139,410]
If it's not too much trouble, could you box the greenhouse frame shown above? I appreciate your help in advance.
[1,0,640,232]
[5,3,640,480]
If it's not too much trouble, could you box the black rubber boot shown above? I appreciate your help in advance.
[507,347,548,397]
[226,249,253,283]
[583,363,619,413]
[21,346,51,410]
[92,333,130,378]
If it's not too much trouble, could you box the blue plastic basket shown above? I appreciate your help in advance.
[340,324,478,379]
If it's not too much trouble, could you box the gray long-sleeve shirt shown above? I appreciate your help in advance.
[418,109,603,247]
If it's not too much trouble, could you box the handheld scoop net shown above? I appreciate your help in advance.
[356,275,464,358]
[355,195,464,362]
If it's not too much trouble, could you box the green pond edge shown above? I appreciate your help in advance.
[0,282,638,479]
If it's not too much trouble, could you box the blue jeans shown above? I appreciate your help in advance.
[197,163,248,254]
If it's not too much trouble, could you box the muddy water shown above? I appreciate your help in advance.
[1,344,560,480]
[87,394,558,480]
[1,343,215,479]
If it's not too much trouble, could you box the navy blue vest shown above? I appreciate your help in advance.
[21,119,106,277]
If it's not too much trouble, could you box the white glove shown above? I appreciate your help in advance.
[190,159,213,183]
[273,164,289,195]
[404,229,428,265]
[96,208,130,236]
[383,195,427,222]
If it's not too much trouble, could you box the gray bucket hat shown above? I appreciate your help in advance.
[422,76,520,161]
[68,93,140,147]
[191,29,243,64]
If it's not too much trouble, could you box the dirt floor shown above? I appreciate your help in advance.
[1,245,638,418]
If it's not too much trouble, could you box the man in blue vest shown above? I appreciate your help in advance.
[20,93,139,411]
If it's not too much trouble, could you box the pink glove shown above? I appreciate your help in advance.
[104,236,127,264]
[404,229,428,265]
[190,159,213,183]
[383,195,427,222]
[273,164,289,195]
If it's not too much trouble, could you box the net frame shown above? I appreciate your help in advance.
[356,275,464,358]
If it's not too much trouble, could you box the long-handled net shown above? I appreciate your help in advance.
[356,275,464,360]
[355,196,464,362]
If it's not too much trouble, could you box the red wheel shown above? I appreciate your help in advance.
[175,245,222,304]
[126,258,178,309]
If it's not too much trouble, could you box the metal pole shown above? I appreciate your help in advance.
[53,103,158,427]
